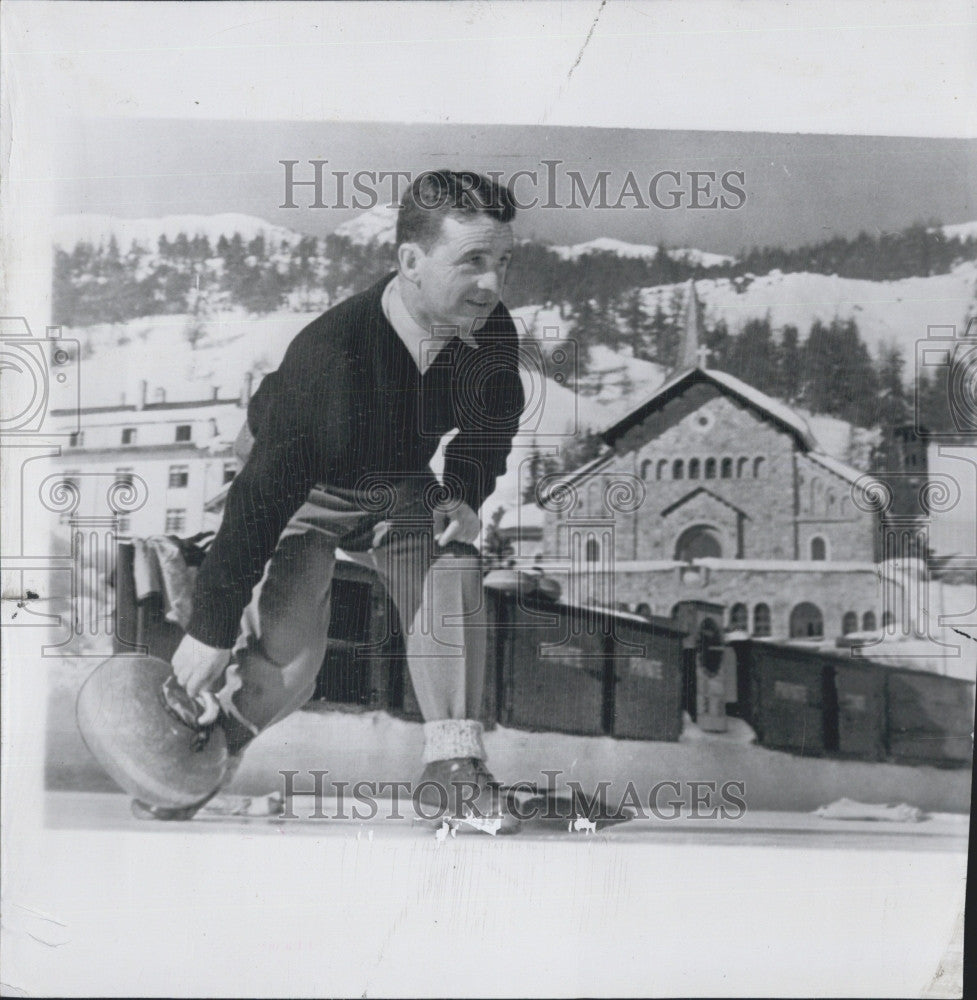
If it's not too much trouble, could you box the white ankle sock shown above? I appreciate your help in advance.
[422,719,486,763]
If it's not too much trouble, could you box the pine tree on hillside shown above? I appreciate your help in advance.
[775,325,802,403]
[617,288,652,358]
[873,344,910,429]
[725,316,777,391]
[703,318,731,370]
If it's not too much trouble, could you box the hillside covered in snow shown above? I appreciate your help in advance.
[52,209,977,503]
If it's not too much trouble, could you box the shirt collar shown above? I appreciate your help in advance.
[382,275,480,365]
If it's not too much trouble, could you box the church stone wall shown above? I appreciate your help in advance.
[795,454,877,563]
[564,563,884,641]
[543,384,879,568]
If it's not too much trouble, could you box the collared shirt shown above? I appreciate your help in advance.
[382,276,479,374]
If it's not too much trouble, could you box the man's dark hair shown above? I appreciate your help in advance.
[396,170,516,248]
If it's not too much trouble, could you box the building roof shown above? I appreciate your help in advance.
[600,365,820,451]
[805,451,874,487]
[50,397,242,418]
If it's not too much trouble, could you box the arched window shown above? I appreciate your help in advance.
[881,610,895,629]
[753,457,765,478]
[656,460,668,481]
[673,459,684,480]
[585,538,600,563]
[720,457,733,479]
[810,478,823,510]
[689,458,700,480]
[729,603,748,631]
[753,603,771,637]
[790,602,824,639]
[842,611,858,635]
[826,491,836,514]
[640,459,652,480]
[810,536,827,561]
[736,457,748,478]
[705,458,717,479]
[635,602,652,618]
[862,611,877,632]
[675,524,723,561]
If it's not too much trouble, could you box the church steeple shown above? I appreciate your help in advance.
[676,279,709,372]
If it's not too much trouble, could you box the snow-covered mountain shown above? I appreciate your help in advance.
[54,213,303,250]
[327,207,735,268]
[331,204,398,245]
[550,236,734,268]
[552,237,660,261]
[641,262,977,358]
[935,220,977,241]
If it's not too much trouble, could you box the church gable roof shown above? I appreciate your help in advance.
[805,450,874,487]
[601,366,819,452]
[660,485,752,520]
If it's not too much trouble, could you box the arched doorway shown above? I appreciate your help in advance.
[674,524,723,561]
[790,602,824,638]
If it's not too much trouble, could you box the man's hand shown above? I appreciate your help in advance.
[172,633,231,698]
[435,501,481,547]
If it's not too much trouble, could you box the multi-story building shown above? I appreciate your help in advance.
[48,377,252,539]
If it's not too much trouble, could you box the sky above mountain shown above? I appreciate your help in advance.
[53,120,977,256]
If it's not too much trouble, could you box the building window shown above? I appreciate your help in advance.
[68,431,84,447]
[705,458,717,480]
[121,427,137,445]
[675,524,723,561]
[790,602,824,639]
[640,459,652,480]
[585,538,600,563]
[753,457,765,478]
[635,602,652,618]
[729,603,748,631]
[862,611,877,632]
[736,456,748,478]
[810,536,827,561]
[881,610,895,629]
[165,508,186,533]
[753,603,771,637]
[688,458,700,479]
[656,460,668,481]
[223,462,237,484]
[842,611,859,635]
[720,457,733,479]
[673,459,684,480]
[114,468,134,489]
[116,515,131,535]
[168,464,189,488]
[175,424,192,442]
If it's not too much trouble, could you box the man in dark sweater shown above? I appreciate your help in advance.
[164,170,526,825]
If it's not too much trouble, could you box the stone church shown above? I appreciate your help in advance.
[540,282,888,642]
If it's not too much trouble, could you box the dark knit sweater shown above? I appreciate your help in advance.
[188,272,525,648]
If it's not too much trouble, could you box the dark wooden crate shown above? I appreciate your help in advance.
[831,660,886,761]
[749,645,826,756]
[608,617,684,742]
[886,669,974,766]
[497,598,607,736]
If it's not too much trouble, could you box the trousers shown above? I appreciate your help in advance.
[214,476,487,735]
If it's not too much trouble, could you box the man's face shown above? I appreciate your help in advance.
[408,213,514,334]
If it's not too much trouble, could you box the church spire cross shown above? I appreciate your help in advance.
[677,278,705,372]
[695,344,712,369]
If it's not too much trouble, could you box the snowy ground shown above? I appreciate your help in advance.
[3,603,971,997]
